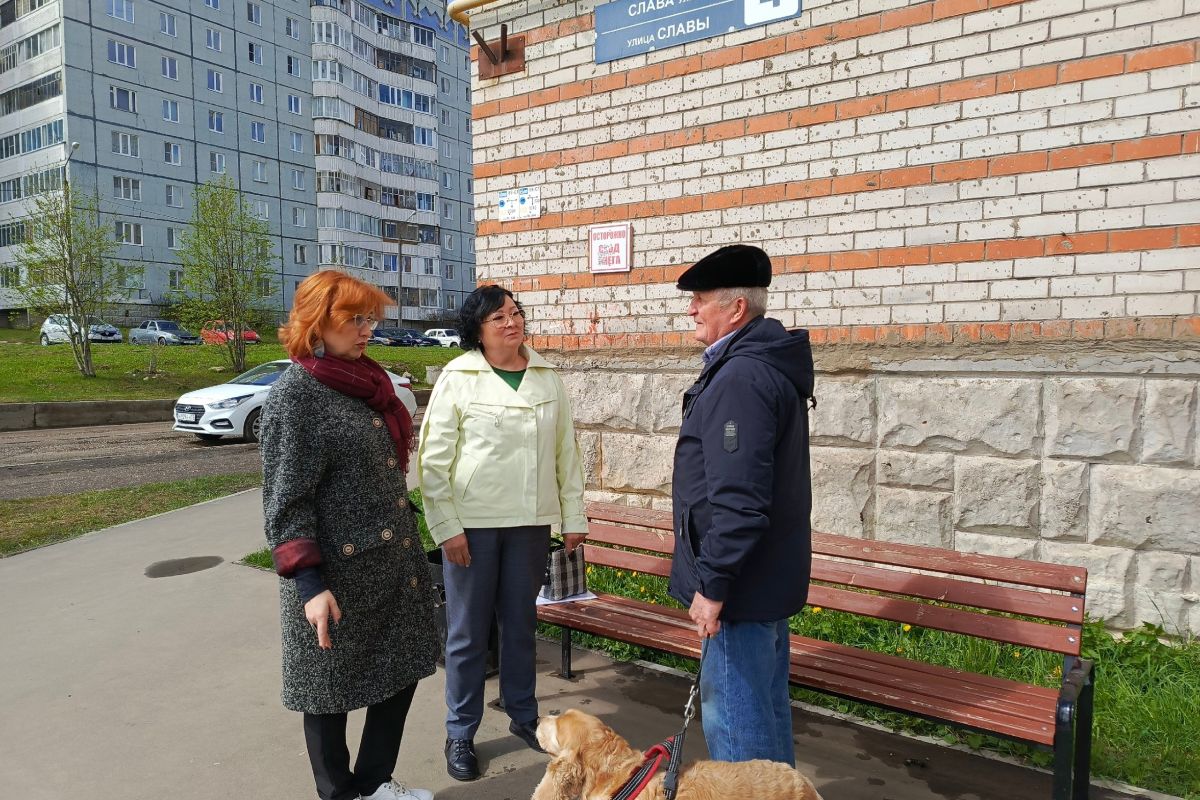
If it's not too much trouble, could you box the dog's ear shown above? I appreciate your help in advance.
[531,756,584,800]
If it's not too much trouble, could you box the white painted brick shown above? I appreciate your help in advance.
[1082,73,1150,102]
[878,206,928,227]
[1079,207,1145,231]
[1141,248,1200,271]
[1150,109,1200,135]
[944,301,1002,321]
[904,263,958,284]
[881,127,934,150]
[1115,89,1183,118]
[854,229,907,249]
[935,32,991,62]
[1043,189,1108,212]
[1021,126,1084,150]
[965,5,1023,33]
[1023,0,1086,21]
[990,110,1050,135]
[829,211,877,233]
[1185,272,1200,291]
[963,93,1022,119]
[1015,256,1076,278]
[1075,252,1143,274]
[1079,162,1146,187]
[1000,299,1062,320]
[961,220,1023,241]
[963,49,1023,78]
[1116,0,1185,27]
[905,184,960,205]
[1016,213,1078,237]
[1021,84,1084,110]
[1081,117,1150,143]
[992,278,1051,299]
[857,29,909,57]
[958,261,1015,281]
[991,21,1051,51]
[788,290,833,309]
[962,134,1021,159]
[1147,155,1200,181]
[929,201,984,224]
[1051,275,1115,296]
[1125,293,1196,315]
[857,110,909,135]
[855,189,907,211]
[1023,37,1085,67]
[985,195,1045,219]
[840,306,892,326]
[1061,296,1126,318]
[1114,272,1185,293]
[1049,7,1116,38]
[891,303,945,323]
[807,234,856,252]
[960,177,1019,199]
[794,308,842,326]
[1174,178,1200,200]
[832,288,883,307]
[805,271,856,290]
[1151,65,1196,91]
[907,104,963,128]
[883,284,936,305]
[1049,99,1115,126]
[904,224,958,246]
[854,267,906,287]
[934,282,990,302]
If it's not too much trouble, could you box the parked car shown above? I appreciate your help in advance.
[201,320,261,345]
[129,319,201,345]
[172,359,417,443]
[397,328,442,347]
[39,315,122,345]
[370,328,440,347]
[424,328,461,347]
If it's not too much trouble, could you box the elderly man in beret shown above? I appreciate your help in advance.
[667,244,815,765]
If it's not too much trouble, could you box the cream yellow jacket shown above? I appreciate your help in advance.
[416,346,588,544]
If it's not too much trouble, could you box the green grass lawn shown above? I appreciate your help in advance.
[0,335,458,403]
[0,472,263,557]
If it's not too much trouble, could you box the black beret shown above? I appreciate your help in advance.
[676,245,772,291]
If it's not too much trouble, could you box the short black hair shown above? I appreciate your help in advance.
[458,285,524,351]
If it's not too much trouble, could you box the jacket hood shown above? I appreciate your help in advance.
[712,317,814,398]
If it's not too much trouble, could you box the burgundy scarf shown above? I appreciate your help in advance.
[297,353,414,472]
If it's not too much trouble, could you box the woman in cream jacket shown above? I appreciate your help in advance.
[417,285,587,782]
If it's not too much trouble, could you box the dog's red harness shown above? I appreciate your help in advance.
[611,736,680,800]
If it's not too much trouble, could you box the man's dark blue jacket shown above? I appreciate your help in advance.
[668,316,814,622]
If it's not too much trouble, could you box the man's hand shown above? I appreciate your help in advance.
[443,534,471,567]
[689,592,723,638]
[564,533,586,555]
[304,590,342,650]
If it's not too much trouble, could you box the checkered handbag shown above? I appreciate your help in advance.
[540,541,587,601]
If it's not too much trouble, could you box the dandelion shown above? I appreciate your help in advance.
[811,606,823,614]
[640,585,647,593]
[1013,651,1022,659]
[895,647,904,654]
[902,624,912,632]
[632,571,639,578]
[586,566,593,575]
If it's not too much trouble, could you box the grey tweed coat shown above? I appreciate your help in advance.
[261,365,437,715]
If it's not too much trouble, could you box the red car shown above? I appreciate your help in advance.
[201,320,261,345]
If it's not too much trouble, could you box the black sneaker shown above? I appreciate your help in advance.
[444,737,479,781]
[509,718,546,753]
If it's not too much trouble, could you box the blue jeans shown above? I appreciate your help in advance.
[699,618,794,765]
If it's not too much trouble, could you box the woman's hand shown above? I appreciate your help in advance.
[443,534,471,567]
[304,590,342,650]
[565,533,587,556]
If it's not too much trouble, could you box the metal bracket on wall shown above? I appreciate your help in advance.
[474,23,525,79]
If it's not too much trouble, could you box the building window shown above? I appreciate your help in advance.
[252,160,267,182]
[112,176,140,201]
[165,184,182,207]
[440,77,449,93]
[465,118,471,133]
[205,0,219,8]
[206,29,222,51]
[115,221,142,245]
[166,228,181,249]
[466,206,474,222]
[441,140,452,158]
[414,127,435,147]
[294,244,307,264]
[210,151,225,173]
[413,27,433,47]
[207,69,223,92]
[286,55,301,76]
[111,131,139,157]
[248,42,263,64]
[287,94,301,114]
[161,56,178,80]
[107,40,136,68]
[291,169,305,190]
[290,131,303,152]
[439,44,448,63]
[246,2,261,24]
[253,200,268,219]
[440,109,450,126]
[256,275,273,297]
[292,207,306,227]
[466,179,473,193]
[107,0,134,23]
[248,82,263,104]
[162,99,179,122]
[109,85,136,113]
[169,269,182,289]
[442,171,452,190]
[250,121,265,142]
[285,17,300,39]
[442,202,453,220]
[445,263,454,280]
[444,234,454,252]
[446,293,457,311]
[164,141,181,165]
[208,110,224,133]
[160,11,177,36]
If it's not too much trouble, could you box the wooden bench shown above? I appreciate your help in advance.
[537,502,1095,800]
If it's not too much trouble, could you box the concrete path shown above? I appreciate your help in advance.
[0,491,1158,800]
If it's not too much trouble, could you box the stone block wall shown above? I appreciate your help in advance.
[559,345,1200,635]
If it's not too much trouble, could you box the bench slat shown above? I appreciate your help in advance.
[808,585,1083,656]
[539,595,1058,745]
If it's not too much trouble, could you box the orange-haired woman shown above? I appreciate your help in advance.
[261,270,437,800]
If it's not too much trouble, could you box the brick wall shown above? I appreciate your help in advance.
[466,0,1200,632]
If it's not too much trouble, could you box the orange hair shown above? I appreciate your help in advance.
[279,270,393,359]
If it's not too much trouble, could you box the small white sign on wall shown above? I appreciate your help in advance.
[498,187,541,222]
[589,223,632,274]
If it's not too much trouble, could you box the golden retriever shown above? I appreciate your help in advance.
[532,709,824,800]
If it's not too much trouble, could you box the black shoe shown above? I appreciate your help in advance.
[445,737,479,781]
[509,718,546,753]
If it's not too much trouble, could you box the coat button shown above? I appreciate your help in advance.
[402,538,412,548]
[373,418,383,428]
[342,543,355,556]
[409,577,418,588]
[387,457,397,468]
[382,529,394,541]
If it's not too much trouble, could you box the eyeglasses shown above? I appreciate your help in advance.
[484,309,525,328]
[350,314,379,331]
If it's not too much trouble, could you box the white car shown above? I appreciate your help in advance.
[40,314,122,345]
[172,359,417,443]
[424,328,461,347]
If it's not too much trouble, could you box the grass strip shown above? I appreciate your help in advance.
[0,473,262,557]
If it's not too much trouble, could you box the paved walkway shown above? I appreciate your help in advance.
[0,491,1161,800]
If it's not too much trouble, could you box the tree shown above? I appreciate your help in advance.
[15,182,131,378]
[176,176,280,372]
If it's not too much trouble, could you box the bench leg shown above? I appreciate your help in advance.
[1054,657,1095,800]
[1052,704,1076,800]
[1072,667,1095,800]
[559,627,573,679]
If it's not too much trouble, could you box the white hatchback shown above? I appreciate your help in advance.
[40,314,123,345]
[424,328,461,347]
[173,360,417,443]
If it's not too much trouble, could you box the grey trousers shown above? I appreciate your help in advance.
[443,525,551,740]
